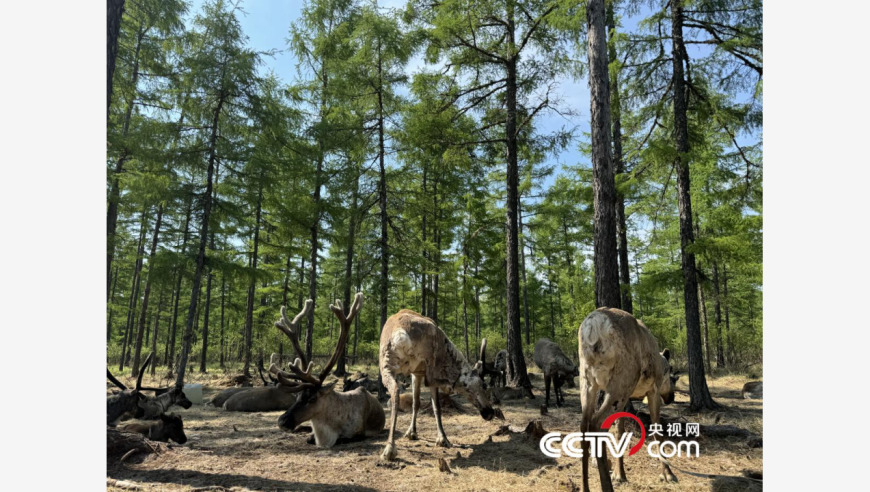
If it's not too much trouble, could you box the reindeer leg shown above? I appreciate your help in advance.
[648,391,677,483]
[544,375,551,407]
[432,387,451,448]
[404,374,420,440]
[579,377,598,492]
[611,403,628,483]
[381,374,400,461]
[587,391,617,492]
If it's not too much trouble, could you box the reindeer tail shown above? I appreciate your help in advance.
[579,310,617,363]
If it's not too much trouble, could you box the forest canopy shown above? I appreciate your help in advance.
[106,0,762,394]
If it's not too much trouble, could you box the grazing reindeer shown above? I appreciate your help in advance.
[533,338,578,408]
[379,310,503,461]
[578,307,680,491]
[106,353,151,426]
[270,293,386,447]
[119,413,187,444]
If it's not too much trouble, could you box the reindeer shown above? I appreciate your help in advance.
[578,307,680,491]
[106,353,151,426]
[379,310,503,461]
[222,381,301,412]
[129,353,193,419]
[478,339,505,388]
[493,349,507,387]
[119,413,187,444]
[533,338,578,408]
[269,293,386,447]
[209,387,253,408]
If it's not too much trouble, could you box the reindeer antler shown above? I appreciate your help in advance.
[268,363,316,392]
[274,300,313,368]
[319,292,363,381]
[479,338,488,364]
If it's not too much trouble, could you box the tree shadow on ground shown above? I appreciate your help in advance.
[108,467,379,491]
[450,432,555,474]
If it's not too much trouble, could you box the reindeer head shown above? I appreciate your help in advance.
[159,413,187,444]
[455,339,502,421]
[107,353,153,424]
[271,294,363,432]
[659,348,681,404]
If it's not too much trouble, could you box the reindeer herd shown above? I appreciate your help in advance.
[107,292,682,491]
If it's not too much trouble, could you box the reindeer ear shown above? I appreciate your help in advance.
[662,349,671,361]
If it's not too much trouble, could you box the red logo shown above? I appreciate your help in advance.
[600,412,646,456]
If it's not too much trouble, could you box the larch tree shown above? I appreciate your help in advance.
[587,0,621,310]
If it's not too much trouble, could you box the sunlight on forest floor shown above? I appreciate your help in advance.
[107,366,762,491]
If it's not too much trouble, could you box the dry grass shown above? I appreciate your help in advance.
[107,367,762,491]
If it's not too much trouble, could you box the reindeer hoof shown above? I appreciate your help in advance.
[404,430,418,440]
[611,471,627,483]
[381,443,397,461]
[436,436,452,448]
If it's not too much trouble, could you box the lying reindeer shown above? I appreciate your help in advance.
[119,413,187,444]
[533,338,578,408]
[270,294,385,447]
[106,354,151,426]
[578,307,681,491]
[379,310,504,461]
[132,353,193,419]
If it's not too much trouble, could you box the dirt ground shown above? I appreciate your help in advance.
[107,366,762,491]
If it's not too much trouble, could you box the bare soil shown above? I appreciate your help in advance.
[107,367,762,491]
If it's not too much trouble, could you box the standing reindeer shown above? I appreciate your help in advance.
[578,307,680,491]
[493,349,508,387]
[270,293,385,447]
[533,338,578,408]
[379,309,503,461]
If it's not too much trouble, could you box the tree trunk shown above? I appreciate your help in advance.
[132,204,164,377]
[219,274,226,369]
[107,265,119,342]
[607,3,633,314]
[462,238,471,360]
[723,263,733,367]
[120,209,147,371]
[150,290,165,375]
[376,47,389,400]
[107,0,126,121]
[671,0,717,410]
[519,199,531,345]
[167,199,192,370]
[107,24,144,300]
[712,261,725,367]
[199,239,214,373]
[588,0,621,311]
[175,89,224,390]
[242,186,263,377]
[337,167,360,376]
[503,1,531,392]
[699,277,712,373]
[421,164,428,316]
